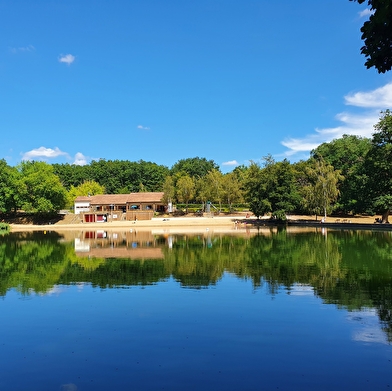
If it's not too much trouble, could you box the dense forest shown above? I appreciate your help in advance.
[0,111,391,221]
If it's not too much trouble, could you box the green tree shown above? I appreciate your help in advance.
[365,110,392,222]
[18,161,67,213]
[202,169,224,211]
[222,172,244,212]
[311,135,371,214]
[302,158,343,220]
[0,160,20,213]
[176,175,195,213]
[85,159,169,194]
[171,157,219,178]
[243,162,269,218]
[162,175,175,204]
[245,157,300,220]
[52,163,90,190]
[350,0,392,73]
[66,180,105,209]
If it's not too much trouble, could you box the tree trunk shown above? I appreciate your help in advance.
[381,209,390,223]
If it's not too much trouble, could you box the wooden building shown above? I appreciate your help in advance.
[74,192,166,222]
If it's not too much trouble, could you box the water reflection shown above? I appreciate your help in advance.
[1,228,392,341]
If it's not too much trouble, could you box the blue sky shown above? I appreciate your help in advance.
[1,0,391,172]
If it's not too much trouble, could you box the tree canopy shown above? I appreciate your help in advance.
[18,161,67,213]
[350,0,392,73]
[364,110,392,221]
[311,135,371,214]
[170,157,220,178]
[244,157,300,220]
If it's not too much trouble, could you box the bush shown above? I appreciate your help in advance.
[0,222,10,235]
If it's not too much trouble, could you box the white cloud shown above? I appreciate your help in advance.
[73,152,88,166]
[281,82,392,158]
[58,54,75,65]
[137,125,150,130]
[22,146,69,161]
[10,45,35,54]
[222,160,238,166]
[345,82,392,108]
[359,8,374,18]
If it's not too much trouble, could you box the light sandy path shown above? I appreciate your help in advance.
[9,214,378,232]
[9,215,246,232]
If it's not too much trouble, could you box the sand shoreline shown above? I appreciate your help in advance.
[9,215,244,232]
[8,214,381,232]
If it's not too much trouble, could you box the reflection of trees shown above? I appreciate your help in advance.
[59,258,169,288]
[1,229,392,340]
[245,228,344,293]
[0,231,69,295]
[162,235,249,288]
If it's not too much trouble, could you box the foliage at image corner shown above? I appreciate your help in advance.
[350,0,392,73]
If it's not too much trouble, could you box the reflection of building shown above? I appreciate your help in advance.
[75,230,166,259]
[74,192,165,222]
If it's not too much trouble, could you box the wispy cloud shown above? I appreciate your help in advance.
[58,54,75,65]
[345,83,392,108]
[222,160,238,166]
[73,152,88,166]
[22,146,69,161]
[10,45,35,54]
[137,125,150,130]
[359,8,374,18]
[281,82,392,158]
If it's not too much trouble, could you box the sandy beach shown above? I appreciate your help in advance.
[8,214,378,232]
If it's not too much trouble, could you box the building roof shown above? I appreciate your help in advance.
[89,194,130,205]
[74,196,91,202]
[128,192,165,203]
[75,192,165,205]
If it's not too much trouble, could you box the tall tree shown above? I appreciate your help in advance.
[0,159,20,213]
[311,135,371,214]
[301,159,343,220]
[244,157,300,220]
[243,162,269,218]
[350,0,392,73]
[176,175,195,213]
[365,110,392,222]
[202,169,224,211]
[18,161,67,213]
[162,176,175,205]
[66,180,106,209]
[222,172,244,212]
[170,157,219,178]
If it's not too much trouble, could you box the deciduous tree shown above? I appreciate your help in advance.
[301,159,343,220]
[0,160,20,213]
[244,157,299,220]
[66,180,105,208]
[176,175,195,213]
[222,172,244,212]
[18,161,67,213]
[171,157,219,178]
[365,110,392,222]
[311,135,371,214]
[350,0,392,73]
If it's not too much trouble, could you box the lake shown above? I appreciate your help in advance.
[1,227,391,391]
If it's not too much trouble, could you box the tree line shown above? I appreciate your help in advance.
[0,111,391,220]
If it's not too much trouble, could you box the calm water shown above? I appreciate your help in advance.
[1,227,392,391]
